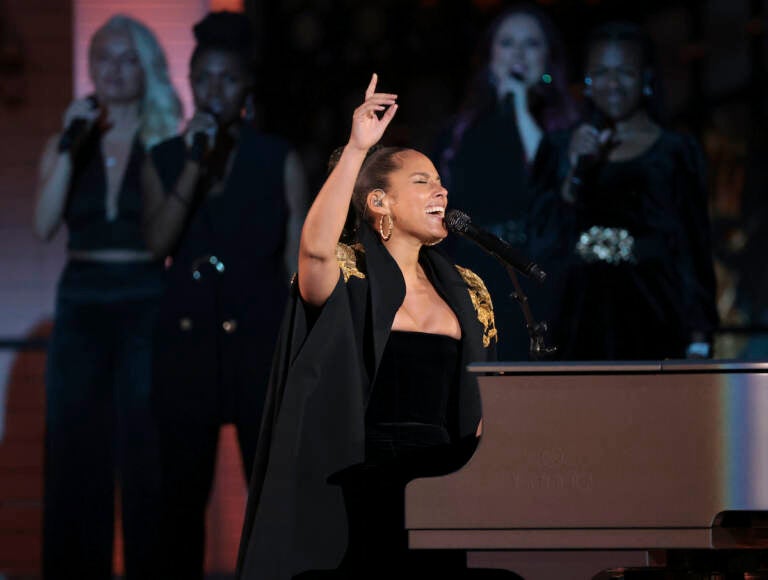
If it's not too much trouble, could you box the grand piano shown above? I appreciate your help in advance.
[405,361,768,579]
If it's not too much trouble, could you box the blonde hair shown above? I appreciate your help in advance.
[90,15,183,148]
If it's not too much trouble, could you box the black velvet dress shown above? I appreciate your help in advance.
[335,330,465,576]
[236,224,499,580]
[528,130,719,360]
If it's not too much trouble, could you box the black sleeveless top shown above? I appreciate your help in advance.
[64,131,147,251]
[365,331,462,457]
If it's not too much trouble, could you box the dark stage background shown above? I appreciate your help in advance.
[247,0,768,359]
[1,0,768,576]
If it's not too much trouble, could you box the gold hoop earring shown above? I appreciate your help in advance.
[379,214,393,241]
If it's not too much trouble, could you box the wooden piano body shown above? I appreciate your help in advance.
[405,361,768,579]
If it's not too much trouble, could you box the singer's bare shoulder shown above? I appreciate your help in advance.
[335,242,366,282]
[454,265,497,347]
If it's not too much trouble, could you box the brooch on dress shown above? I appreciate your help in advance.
[575,226,636,265]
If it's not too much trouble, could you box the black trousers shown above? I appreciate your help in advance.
[154,415,259,580]
[43,261,164,580]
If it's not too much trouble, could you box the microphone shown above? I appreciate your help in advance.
[57,95,99,153]
[187,107,221,162]
[444,209,546,283]
[568,106,610,199]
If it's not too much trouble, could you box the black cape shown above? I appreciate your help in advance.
[236,224,496,579]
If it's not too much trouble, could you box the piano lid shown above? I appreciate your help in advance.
[469,360,768,375]
[408,363,768,549]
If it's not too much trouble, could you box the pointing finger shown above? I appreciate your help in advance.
[365,73,378,100]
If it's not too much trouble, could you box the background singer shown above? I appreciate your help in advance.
[529,22,719,360]
[141,11,308,579]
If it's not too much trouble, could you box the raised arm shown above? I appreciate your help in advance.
[560,124,613,204]
[297,73,397,306]
[34,98,100,240]
[141,154,202,258]
[141,112,216,258]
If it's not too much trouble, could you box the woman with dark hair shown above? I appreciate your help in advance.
[437,3,578,361]
[141,11,308,579]
[33,14,181,579]
[236,75,516,579]
[529,21,718,360]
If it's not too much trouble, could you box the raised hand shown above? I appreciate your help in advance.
[567,123,614,167]
[184,111,218,150]
[490,63,528,100]
[348,73,398,152]
[62,97,101,131]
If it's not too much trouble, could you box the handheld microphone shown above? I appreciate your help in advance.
[569,106,610,199]
[444,209,546,283]
[188,107,221,162]
[58,95,99,153]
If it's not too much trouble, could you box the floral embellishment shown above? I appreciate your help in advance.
[335,243,366,282]
[455,265,498,348]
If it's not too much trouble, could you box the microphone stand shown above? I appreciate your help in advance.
[502,263,557,361]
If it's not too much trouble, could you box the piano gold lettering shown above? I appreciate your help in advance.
[508,470,594,492]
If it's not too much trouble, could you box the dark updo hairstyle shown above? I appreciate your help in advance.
[190,11,255,77]
[585,21,663,122]
[351,147,410,222]
[328,145,410,242]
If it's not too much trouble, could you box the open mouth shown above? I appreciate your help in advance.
[426,206,445,218]
[509,64,528,79]
[204,102,225,118]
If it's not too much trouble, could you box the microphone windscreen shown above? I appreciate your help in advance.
[444,209,471,234]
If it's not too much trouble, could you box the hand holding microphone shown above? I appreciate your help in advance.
[184,110,218,162]
[491,63,529,103]
[567,124,612,167]
[58,96,100,153]
[564,109,614,202]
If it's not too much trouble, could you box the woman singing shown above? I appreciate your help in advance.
[436,4,578,361]
[34,14,181,579]
[530,22,718,360]
[142,11,307,579]
[236,74,507,579]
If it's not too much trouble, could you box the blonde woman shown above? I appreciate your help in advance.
[33,14,181,579]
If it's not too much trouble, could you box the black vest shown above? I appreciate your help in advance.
[150,125,291,422]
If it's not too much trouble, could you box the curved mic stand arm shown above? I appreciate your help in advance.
[502,263,557,361]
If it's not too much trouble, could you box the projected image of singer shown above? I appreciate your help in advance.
[435,5,577,361]
[141,11,308,579]
[529,22,718,360]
